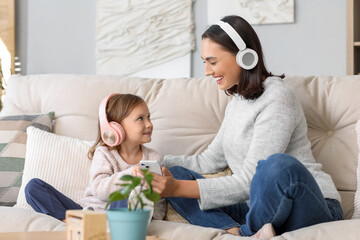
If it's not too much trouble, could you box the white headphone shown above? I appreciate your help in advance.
[215,21,258,70]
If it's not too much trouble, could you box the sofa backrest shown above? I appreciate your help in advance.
[284,76,360,219]
[1,74,359,219]
[0,74,230,156]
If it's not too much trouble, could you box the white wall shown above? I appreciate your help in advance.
[20,0,96,74]
[192,0,347,77]
[256,0,346,77]
[16,0,346,77]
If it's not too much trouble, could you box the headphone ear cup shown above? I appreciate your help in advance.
[236,48,259,70]
[109,121,125,145]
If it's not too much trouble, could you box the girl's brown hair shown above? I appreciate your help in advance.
[202,15,284,100]
[88,94,145,159]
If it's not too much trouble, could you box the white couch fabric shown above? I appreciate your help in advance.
[353,120,360,219]
[15,126,93,210]
[0,206,65,232]
[0,74,360,239]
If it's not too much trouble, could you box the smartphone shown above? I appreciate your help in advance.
[139,160,163,176]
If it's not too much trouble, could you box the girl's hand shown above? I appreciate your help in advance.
[132,166,182,198]
[151,167,178,197]
[131,166,143,176]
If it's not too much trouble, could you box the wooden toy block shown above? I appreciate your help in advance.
[66,210,107,240]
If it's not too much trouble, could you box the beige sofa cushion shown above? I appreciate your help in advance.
[353,120,360,219]
[15,126,93,210]
[0,74,230,158]
[284,76,360,218]
[273,219,360,240]
[0,206,243,239]
[0,206,65,232]
[148,220,244,240]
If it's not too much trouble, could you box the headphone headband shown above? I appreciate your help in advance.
[215,21,246,51]
[99,93,125,147]
[99,93,118,128]
[214,20,258,70]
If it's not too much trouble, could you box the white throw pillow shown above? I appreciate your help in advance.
[15,126,93,210]
[353,120,360,219]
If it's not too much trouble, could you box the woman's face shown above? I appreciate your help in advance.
[201,38,242,91]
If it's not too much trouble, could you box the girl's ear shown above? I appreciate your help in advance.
[99,94,125,147]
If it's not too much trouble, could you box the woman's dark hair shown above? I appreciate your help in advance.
[202,15,284,100]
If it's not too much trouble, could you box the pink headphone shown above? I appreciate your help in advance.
[99,93,125,147]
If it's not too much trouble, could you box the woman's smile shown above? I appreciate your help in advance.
[214,76,224,85]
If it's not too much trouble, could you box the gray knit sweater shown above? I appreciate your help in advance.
[164,77,340,210]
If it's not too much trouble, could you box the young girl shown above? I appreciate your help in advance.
[25,93,165,220]
[136,15,343,240]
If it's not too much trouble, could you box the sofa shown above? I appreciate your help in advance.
[0,74,360,240]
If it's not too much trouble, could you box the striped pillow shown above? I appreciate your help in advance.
[15,126,93,210]
[0,112,54,206]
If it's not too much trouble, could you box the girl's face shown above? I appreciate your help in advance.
[201,38,242,91]
[121,102,153,145]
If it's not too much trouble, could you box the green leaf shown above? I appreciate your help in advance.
[106,191,126,209]
[119,183,130,187]
[144,173,154,182]
[144,189,160,203]
[120,185,131,195]
[144,173,154,192]
[120,175,134,181]
[129,177,141,189]
[107,170,160,211]
[109,191,127,201]
[141,169,149,175]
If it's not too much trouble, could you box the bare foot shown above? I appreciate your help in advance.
[226,227,240,236]
[252,223,275,240]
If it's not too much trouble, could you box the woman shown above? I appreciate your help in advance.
[135,15,343,239]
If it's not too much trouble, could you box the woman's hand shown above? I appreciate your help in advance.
[151,167,178,197]
[131,166,178,197]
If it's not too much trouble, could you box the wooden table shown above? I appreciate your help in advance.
[0,231,163,240]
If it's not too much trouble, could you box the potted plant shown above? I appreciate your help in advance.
[105,169,160,240]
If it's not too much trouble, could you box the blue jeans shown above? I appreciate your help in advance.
[25,178,127,220]
[167,153,343,236]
